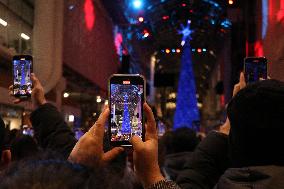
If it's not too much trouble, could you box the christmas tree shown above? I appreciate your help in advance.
[121,94,131,134]
[174,39,200,130]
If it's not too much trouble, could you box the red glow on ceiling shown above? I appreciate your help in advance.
[162,15,169,20]
[84,0,95,31]
[254,40,264,57]
[182,3,186,7]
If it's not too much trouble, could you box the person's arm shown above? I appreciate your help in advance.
[30,103,77,159]
[176,131,229,189]
[10,74,77,159]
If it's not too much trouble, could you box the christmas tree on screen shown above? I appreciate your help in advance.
[121,94,131,134]
[173,39,200,130]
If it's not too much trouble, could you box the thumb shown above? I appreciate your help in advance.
[31,73,40,87]
[102,147,124,163]
[130,135,144,152]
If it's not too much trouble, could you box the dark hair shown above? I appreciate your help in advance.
[164,127,198,154]
[11,134,39,161]
[0,154,137,189]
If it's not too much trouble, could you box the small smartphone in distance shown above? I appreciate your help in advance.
[13,55,33,98]
[108,74,145,146]
[244,57,267,83]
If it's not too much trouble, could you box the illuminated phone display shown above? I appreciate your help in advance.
[244,57,267,83]
[109,75,145,145]
[13,55,33,97]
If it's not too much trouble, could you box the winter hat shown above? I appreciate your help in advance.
[227,79,284,167]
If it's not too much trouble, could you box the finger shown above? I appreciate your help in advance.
[130,135,144,152]
[102,147,124,163]
[233,84,240,97]
[90,108,110,143]
[8,85,13,91]
[13,99,21,104]
[145,123,157,141]
[31,73,40,87]
[239,72,246,89]
[143,103,157,140]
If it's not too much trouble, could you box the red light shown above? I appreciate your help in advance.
[143,29,150,38]
[123,81,131,84]
[228,0,233,5]
[84,0,95,31]
[197,48,202,53]
[176,49,181,53]
[138,16,144,22]
[162,15,169,20]
[165,49,170,53]
[189,9,193,13]
[182,3,186,7]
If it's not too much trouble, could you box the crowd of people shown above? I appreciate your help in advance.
[0,72,284,189]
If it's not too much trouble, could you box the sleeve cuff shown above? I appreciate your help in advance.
[146,180,181,189]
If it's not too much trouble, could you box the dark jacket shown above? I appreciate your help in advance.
[164,152,193,181]
[30,103,77,159]
[176,131,229,189]
[215,166,284,189]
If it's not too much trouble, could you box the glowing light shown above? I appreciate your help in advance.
[174,41,200,129]
[176,49,181,53]
[182,3,186,7]
[197,48,202,53]
[133,0,143,9]
[178,20,193,46]
[84,0,95,31]
[20,33,30,40]
[192,48,196,52]
[0,18,7,27]
[63,92,69,98]
[172,49,176,53]
[142,29,150,38]
[162,15,169,20]
[96,96,102,103]
[202,48,207,52]
[138,16,144,22]
[68,115,75,122]
[104,100,109,105]
[228,0,233,4]
[165,49,170,53]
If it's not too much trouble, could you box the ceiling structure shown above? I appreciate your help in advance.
[102,0,231,99]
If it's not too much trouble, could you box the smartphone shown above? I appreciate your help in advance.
[108,74,145,146]
[244,57,267,83]
[13,55,33,98]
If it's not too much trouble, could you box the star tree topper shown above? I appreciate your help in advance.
[178,20,193,46]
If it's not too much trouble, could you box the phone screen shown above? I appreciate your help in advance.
[110,79,144,143]
[244,57,267,83]
[13,56,32,97]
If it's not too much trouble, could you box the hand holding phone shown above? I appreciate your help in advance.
[244,57,267,84]
[108,74,145,146]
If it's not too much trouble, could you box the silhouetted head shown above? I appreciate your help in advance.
[227,79,284,167]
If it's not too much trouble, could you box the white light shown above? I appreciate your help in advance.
[197,102,203,108]
[133,0,142,9]
[63,92,69,98]
[68,115,75,122]
[0,18,7,27]
[20,33,30,40]
[104,100,108,105]
[181,40,185,46]
[143,32,149,38]
[96,96,101,103]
